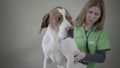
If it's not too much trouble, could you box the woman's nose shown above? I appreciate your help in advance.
[90,13,95,18]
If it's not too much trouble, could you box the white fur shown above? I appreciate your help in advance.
[57,8,72,39]
[42,8,86,68]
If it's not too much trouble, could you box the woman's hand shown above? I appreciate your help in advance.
[74,52,86,63]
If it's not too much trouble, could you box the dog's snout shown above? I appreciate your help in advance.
[66,26,74,38]
[67,28,73,34]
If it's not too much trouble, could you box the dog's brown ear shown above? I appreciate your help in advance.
[39,13,49,33]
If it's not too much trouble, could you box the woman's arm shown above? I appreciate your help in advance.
[80,49,110,64]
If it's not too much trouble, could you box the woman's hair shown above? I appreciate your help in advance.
[75,0,105,30]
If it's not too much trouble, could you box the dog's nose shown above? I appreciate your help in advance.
[66,26,74,38]
[67,28,73,34]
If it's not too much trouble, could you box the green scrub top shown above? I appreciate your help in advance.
[74,24,111,68]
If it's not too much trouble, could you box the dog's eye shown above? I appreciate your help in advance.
[56,16,62,22]
[66,15,71,20]
[66,16,72,24]
[68,16,72,20]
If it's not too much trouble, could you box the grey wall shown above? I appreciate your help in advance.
[0,0,120,68]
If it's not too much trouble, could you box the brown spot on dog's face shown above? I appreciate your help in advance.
[48,8,63,32]
[40,7,73,34]
[48,7,72,33]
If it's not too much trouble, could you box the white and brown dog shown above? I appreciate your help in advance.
[40,7,86,68]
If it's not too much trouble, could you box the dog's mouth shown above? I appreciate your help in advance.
[67,28,74,38]
[61,33,73,40]
[67,31,73,38]
[67,35,73,39]
[58,29,74,40]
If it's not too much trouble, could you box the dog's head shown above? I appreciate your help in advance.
[40,7,73,39]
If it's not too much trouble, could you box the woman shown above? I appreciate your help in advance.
[74,0,111,68]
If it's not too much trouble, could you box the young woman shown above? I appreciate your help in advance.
[74,0,111,68]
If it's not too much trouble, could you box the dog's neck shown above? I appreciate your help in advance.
[45,25,60,41]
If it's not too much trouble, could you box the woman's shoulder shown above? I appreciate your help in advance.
[74,24,82,29]
[99,29,106,33]
[96,29,108,37]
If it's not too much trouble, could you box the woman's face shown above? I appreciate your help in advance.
[85,6,101,25]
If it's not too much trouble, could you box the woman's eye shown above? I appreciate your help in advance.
[88,11,93,14]
[95,12,100,16]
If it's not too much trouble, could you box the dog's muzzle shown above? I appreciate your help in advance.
[66,27,74,38]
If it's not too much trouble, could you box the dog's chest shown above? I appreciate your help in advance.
[46,38,67,65]
[47,38,62,54]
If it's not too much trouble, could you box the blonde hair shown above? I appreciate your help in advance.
[75,0,105,30]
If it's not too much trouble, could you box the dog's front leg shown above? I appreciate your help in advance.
[66,55,74,68]
[43,55,51,68]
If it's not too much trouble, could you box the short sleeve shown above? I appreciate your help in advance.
[97,30,111,51]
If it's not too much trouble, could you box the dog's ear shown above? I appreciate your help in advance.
[39,13,49,33]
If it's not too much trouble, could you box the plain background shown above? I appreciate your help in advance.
[0,0,120,68]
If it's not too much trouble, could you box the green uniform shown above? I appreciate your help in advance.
[74,24,111,68]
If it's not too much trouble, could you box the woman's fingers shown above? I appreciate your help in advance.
[74,52,86,62]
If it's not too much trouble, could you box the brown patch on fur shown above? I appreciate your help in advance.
[39,6,73,33]
[39,13,49,33]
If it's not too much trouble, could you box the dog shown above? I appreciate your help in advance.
[40,7,86,68]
